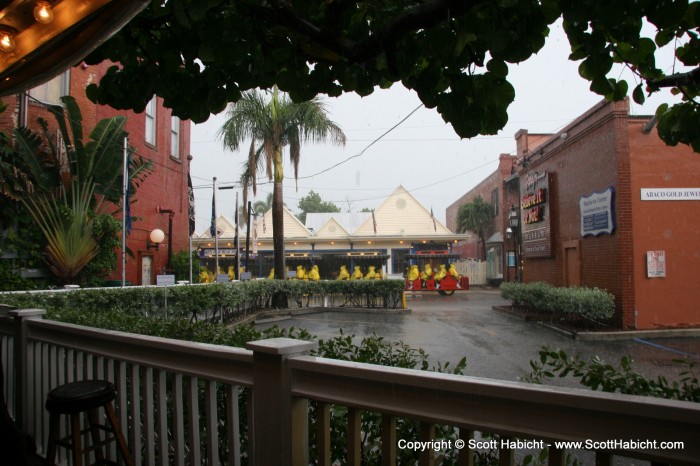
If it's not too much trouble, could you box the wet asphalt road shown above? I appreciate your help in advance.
[255,288,700,386]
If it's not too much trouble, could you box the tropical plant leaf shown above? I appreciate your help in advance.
[13,126,58,192]
[23,181,99,284]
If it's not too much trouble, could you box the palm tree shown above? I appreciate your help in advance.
[252,193,273,217]
[456,196,494,260]
[9,95,153,284]
[218,87,346,284]
[14,96,152,204]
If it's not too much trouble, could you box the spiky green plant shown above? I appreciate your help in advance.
[23,181,99,284]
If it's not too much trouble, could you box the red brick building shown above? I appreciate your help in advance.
[446,154,516,281]
[501,99,699,329]
[1,61,192,285]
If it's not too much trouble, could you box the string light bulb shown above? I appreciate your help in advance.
[0,28,16,53]
[33,1,54,24]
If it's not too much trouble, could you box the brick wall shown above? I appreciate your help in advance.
[628,119,700,329]
[446,154,516,261]
[517,100,630,326]
[1,62,192,285]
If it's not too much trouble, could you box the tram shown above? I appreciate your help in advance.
[404,246,469,296]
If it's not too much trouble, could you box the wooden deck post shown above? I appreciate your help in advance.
[246,338,318,466]
[7,308,46,430]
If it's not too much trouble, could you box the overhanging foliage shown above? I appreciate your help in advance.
[85,0,700,150]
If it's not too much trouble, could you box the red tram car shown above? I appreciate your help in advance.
[404,247,469,296]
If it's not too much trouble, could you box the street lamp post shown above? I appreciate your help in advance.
[158,207,175,273]
[508,205,520,282]
[505,226,513,282]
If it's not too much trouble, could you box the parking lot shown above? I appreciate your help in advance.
[256,288,700,385]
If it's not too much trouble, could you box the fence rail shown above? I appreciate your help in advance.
[2,308,699,466]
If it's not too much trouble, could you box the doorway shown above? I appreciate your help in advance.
[563,240,581,287]
[140,255,153,286]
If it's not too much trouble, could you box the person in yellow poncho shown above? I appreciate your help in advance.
[350,265,363,280]
[420,263,433,281]
[308,264,320,281]
[337,265,350,280]
[364,265,377,279]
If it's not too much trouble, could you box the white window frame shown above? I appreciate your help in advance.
[170,115,180,159]
[29,71,70,105]
[145,96,157,146]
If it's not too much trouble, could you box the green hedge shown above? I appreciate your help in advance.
[500,282,615,321]
[0,279,406,319]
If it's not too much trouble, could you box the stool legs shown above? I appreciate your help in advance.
[45,401,133,466]
[87,409,105,465]
[70,413,83,466]
[45,412,60,466]
[104,402,133,466]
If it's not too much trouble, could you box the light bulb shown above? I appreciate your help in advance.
[0,30,15,53]
[34,1,54,25]
[149,229,165,244]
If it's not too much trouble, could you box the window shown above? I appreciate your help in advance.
[29,71,69,105]
[145,96,157,145]
[170,115,180,159]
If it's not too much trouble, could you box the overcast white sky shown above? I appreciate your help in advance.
[189,20,683,233]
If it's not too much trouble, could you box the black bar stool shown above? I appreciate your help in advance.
[45,380,133,466]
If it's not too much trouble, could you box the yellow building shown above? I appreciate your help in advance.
[193,186,469,279]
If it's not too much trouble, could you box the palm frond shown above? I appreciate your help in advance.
[13,126,59,192]
[23,181,99,283]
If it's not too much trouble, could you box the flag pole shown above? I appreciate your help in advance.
[187,155,194,284]
[235,190,240,280]
[121,136,128,287]
[213,177,219,275]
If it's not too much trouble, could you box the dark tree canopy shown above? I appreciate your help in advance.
[85,0,700,150]
[297,190,341,224]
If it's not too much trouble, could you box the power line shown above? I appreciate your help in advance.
[297,103,425,180]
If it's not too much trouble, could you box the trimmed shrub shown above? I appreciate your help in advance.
[0,279,406,319]
[500,282,615,322]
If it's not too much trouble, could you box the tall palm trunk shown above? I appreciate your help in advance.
[271,146,288,307]
[272,179,286,280]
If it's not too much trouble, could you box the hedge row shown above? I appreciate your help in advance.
[500,282,615,321]
[0,279,406,319]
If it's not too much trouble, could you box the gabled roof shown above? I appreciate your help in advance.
[196,215,243,239]
[255,207,312,239]
[314,217,351,238]
[354,185,453,236]
[306,212,371,233]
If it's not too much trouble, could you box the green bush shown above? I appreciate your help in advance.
[0,279,406,319]
[523,346,699,402]
[0,260,38,291]
[170,250,202,283]
[500,282,615,322]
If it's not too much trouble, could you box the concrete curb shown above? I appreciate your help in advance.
[254,306,412,324]
[492,305,700,341]
[575,328,700,341]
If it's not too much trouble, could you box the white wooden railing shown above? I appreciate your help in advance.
[2,308,699,466]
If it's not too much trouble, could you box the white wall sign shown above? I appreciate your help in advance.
[641,188,700,201]
[156,274,176,286]
[580,187,615,236]
[646,251,666,278]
